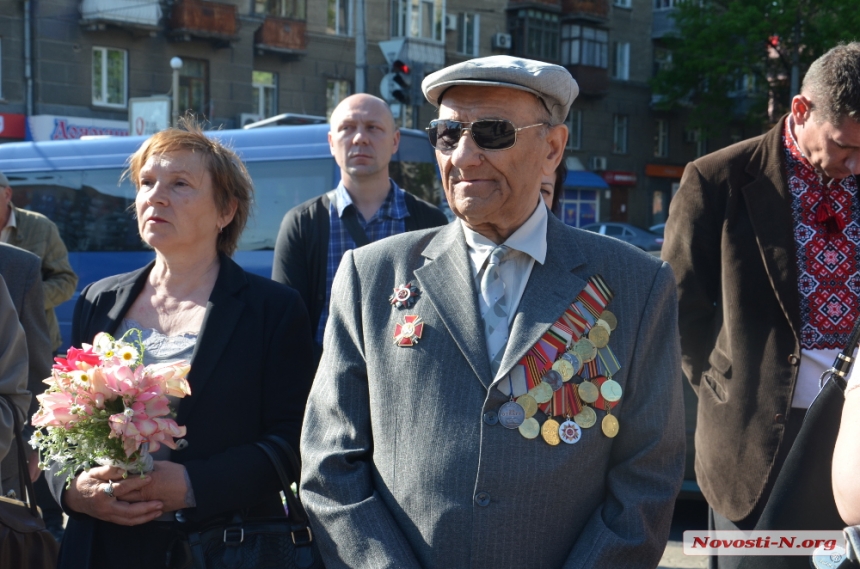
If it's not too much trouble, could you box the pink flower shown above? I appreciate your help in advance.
[145,361,192,398]
[32,391,77,427]
[53,346,101,372]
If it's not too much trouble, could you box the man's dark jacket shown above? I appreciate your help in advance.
[663,119,807,522]
[271,188,449,359]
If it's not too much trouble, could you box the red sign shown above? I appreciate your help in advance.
[0,113,26,139]
[602,171,638,186]
[645,164,686,179]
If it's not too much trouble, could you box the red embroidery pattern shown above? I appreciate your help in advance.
[784,119,860,349]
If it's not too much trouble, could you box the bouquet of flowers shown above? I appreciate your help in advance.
[30,330,191,485]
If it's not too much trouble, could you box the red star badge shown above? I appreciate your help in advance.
[393,315,424,347]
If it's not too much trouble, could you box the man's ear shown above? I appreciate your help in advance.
[791,94,813,126]
[542,124,568,178]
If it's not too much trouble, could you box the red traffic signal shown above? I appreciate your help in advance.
[393,60,411,74]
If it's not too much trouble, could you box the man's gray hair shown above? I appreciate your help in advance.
[802,42,860,125]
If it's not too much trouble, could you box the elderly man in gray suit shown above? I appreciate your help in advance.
[301,55,685,568]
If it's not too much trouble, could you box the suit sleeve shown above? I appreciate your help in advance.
[300,250,423,569]
[20,260,53,425]
[563,263,685,568]
[39,222,78,310]
[0,277,32,464]
[661,162,723,389]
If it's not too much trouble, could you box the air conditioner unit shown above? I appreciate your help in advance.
[589,156,608,171]
[492,33,512,50]
[445,14,457,31]
[240,113,263,127]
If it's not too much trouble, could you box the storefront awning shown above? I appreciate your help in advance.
[564,170,609,189]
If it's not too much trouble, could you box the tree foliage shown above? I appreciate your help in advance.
[652,0,860,133]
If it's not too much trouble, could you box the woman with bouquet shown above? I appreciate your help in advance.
[45,120,315,568]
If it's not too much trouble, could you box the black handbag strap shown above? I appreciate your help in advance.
[1,394,39,517]
[327,189,371,248]
[254,436,312,532]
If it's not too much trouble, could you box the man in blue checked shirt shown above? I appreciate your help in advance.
[272,94,448,366]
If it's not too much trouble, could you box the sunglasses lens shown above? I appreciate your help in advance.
[471,120,516,150]
[427,121,462,150]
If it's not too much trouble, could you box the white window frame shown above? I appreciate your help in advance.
[613,0,632,7]
[457,12,479,56]
[391,0,445,42]
[328,0,354,36]
[613,115,628,154]
[654,119,669,157]
[252,71,277,118]
[613,41,630,80]
[92,46,127,108]
[695,129,708,158]
[654,0,674,9]
[561,24,608,68]
[326,79,352,120]
[567,108,581,150]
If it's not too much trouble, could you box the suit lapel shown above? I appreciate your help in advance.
[415,222,495,388]
[176,256,247,422]
[495,215,587,383]
[741,123,801,339]
[88,263,153,340]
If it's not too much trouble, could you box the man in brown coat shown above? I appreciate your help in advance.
[663,43,860,566]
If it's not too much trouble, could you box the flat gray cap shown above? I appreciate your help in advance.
[422,55,579,124]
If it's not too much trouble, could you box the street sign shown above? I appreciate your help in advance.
[129,96,171,136]
[379,39,406,65]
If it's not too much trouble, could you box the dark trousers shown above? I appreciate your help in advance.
[708,409,806,569]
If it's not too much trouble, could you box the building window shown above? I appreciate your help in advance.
[613,41,630,80]
[613,115,628,154]
[391,0,444,42]
[328,0,352,36]
[567,109,581,150]
[253,71,277,118]
[326,79,351,120]
[458,13,479,56]
[178,59,209,117]
[92,47,127,108]
[654,0,675,9]
[654,119,669,157]
[255,0,306,18]
[510,9,560,61]
[696,130,708,158]
[653,46,672,76]
[561,24,608,68]
[614,0,632,7]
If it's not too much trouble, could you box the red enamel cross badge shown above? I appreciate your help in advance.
[394,315,424,347]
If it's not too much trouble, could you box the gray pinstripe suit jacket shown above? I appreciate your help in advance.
[300,212,685,569]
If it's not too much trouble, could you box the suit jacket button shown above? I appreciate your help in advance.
[788,354,800,366]
[474,491,491,507]
[483,411,498,426]
[774,413,785,424]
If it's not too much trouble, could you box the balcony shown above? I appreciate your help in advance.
[567,65,609,96]
[169,0,239,45]
[254,16,307,57]
[80,0,161,32]
[561,0,609,22]
[652,8,677,39]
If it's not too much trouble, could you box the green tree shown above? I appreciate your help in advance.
[652,0,860,134]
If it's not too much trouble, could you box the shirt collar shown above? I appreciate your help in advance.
[4,205,15,230]
[334,179,408,221]
[462,200,548,266]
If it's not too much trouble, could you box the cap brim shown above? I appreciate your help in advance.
[427,79,543,107]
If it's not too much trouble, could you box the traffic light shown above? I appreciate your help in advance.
[390,59,412,104]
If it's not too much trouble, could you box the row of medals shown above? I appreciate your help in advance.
[497,310,622,446]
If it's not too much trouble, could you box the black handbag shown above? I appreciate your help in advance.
[184,435,324,569]
[0,395,60,569]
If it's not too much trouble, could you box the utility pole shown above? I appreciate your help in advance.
[355,0,367,93]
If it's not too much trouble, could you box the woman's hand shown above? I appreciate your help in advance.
[64,466,163,526]
[119,460,193,512]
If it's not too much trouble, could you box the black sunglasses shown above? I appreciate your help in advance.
[425,119,548,151]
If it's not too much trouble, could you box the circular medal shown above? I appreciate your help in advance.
[573,405,597,428]
[498,401,525,429]
[573,338,597,362]
[602,414,620,438]
[541,418,561,446]
[542,369,564,392]
[588,325,610,349]
[561,351,583,375]
[600,379,623,402]
[595,319,611,333]
[518,417,540,439]
[578,380,600,404]
[599,310,618,331]
[516,394,538,418]
[529,382,553,404]
[552,358,574,381]
[558,420,582,444]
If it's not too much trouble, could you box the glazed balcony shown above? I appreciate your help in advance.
[80,0,161,31]
[169,0,239,44]
[254,16,307,56]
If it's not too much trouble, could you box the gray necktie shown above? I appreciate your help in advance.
[480,245,510,376]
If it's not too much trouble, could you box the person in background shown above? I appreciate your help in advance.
[47,120,315,569]
[0,243,52,506]
[0,274,31,496]
[0,171,77,353]
[663,42,860,568]
[272,94,448,366]
[540,161,567,218]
